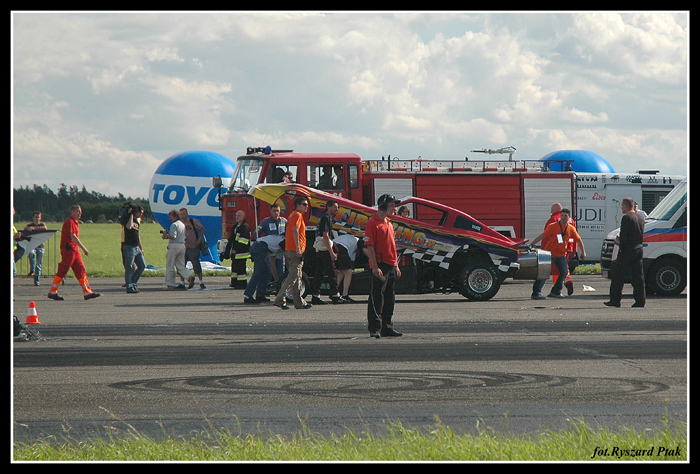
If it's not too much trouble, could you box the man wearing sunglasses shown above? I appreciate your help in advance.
[274,197,312,310]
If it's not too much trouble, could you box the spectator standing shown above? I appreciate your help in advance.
[179,208,207,289]
[605,198,646,308]
[334,233,359,302]
[122,205,146,293]
[365,194,403,338]
[24,211,48,286]
[161,209,195,290]
[310,199,344,305]
[634,202,648,219]
[274,197,311,310]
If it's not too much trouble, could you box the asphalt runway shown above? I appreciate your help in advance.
[12,273,687,444]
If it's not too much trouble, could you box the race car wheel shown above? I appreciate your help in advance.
[458,261,501,301]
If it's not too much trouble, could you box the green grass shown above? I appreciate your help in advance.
[15,222,601,278]
[14,221,232,278]
[574,263,601,275]
[13,416,687,461]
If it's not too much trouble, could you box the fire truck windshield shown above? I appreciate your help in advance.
[229,158,266,191]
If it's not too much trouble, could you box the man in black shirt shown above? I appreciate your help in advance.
[123,205,146,293]
[605,197,646,307]
[310,199,344,305]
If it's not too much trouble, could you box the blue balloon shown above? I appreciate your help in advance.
[539,150,615,173]
[149,151,235,264]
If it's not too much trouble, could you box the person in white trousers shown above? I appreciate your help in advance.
[162,209,195,290]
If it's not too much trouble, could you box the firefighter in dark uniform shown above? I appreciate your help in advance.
[223,210,251,288]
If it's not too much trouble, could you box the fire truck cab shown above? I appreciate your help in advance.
[218,147,364,240]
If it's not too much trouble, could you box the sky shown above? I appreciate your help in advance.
[12,11,689,199]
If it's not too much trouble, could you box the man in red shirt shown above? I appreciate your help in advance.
[365,194,402,338]
[48,205,100,301]
[530,208,586,299]
[274,196,311,310]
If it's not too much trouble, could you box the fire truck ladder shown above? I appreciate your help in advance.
[364,146,573,173]
[470,146,518,161]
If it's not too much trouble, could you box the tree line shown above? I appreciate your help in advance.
[13,184,152,223]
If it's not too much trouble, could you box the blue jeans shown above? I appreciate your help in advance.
[532,256,569,296]
[123,244,146,288]
[29,247,45,283]
[245,242,272,299]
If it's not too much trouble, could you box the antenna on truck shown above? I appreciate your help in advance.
[470,146,517,161]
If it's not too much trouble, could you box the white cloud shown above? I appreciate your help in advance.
[13,127,161,197]
[12,11,688,199]
[560,107,609,124]
[566,12,687,84]
[142,75,234,145]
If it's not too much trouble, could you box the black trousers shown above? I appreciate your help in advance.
[311,249,339,298]
[609,247,645,305]
[367,262,397,334]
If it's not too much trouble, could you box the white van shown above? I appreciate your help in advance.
[600,178,687,296]
[575,172,684,261]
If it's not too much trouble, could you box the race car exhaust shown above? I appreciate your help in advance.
[513,246,551,280]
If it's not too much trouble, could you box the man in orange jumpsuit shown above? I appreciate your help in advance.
[47,205,100,301]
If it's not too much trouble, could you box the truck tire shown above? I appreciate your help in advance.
[458,260,501,301]
[647,257,686,296]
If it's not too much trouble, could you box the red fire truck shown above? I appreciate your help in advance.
[216,146,575,243]
[213,146,568,299]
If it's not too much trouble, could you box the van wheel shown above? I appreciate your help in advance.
[458,261,501,301]
[647,257,686,296]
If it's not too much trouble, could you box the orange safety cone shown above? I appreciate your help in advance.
[26,301,40,325]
